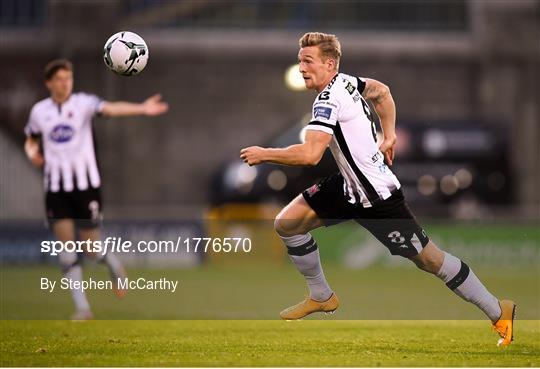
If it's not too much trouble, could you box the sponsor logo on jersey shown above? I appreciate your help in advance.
[322,101,338,108]
[345,81,356,95]
[314,106,332,120]
[371,152,382,163]
[49,124,75,143]
[306,184,320,197]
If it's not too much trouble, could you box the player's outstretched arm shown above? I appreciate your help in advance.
[24,136,44,168]
[100,93,169,118]
[363,78,397,166]
[240,130,332,166]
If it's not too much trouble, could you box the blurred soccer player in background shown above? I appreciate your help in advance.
[241,32,515,346]
[24,59,169,320]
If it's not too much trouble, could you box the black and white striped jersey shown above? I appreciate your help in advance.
[306,73,400,208]
[24,92,104,193]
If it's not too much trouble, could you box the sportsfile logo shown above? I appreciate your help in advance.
[40,236,253,256]
[314,106,332,120]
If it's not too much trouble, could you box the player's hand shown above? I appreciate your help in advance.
[240,146,266,166]
[379,135,396,166]
[25,139,44,168]
[143,94,169,116]
[29,153,44,168]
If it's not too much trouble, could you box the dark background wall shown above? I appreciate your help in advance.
[1,0,538,219]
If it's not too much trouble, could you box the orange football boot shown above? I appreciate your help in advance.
[492,299,516,347]
[280,293,339,320]
[111,264,127,299]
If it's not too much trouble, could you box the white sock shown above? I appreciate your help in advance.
[64,264,91,312]
[280,233,333,302]
[60,251,90,312]
[97,253,123,278]
[437,252,501,321]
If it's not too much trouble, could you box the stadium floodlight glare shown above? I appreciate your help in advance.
[440,175,459,195]
[284,64,307,91]
[267,170,287,191]
[455,168,473,189]
[423,129,447,158]
[224,162,258,194]
[417,174,437,196]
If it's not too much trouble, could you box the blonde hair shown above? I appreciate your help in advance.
[299,32,341,69]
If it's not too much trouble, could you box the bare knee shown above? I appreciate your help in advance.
[274,195,323,237]
[52,219,76,243]
[274,215,303,237]
[78,227,101,259]
[410,241,444,274]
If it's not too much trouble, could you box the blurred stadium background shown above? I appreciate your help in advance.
[0,0,539,320]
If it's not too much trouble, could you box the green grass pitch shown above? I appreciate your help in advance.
[1,221,538,366]
[1,320,539,366]
[1,263,539,366]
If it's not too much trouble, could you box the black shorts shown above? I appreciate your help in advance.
[45,187,102,229]
[302,173,429,257]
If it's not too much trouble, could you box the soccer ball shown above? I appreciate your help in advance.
[103,31,149,76]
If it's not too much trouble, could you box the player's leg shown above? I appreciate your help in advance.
[76,187,127,298]
[52,219,93,320]
[275,194,339,319]
[410,240,515,346]
[361,189,515,346]
[47,190,93,319]
[275,174,351,319]
[79,226,127,299]
[411,240,501,321]
[275,193,330,297]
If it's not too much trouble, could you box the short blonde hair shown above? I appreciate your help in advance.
[299,32,341,69]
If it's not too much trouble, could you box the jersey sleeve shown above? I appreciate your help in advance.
[24,106,41,137]
[356,77,366,94]
[80,93,105,116]
[306,92,341,135]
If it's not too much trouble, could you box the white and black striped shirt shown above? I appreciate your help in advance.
[306,73,400,208]
[24,92,104,193]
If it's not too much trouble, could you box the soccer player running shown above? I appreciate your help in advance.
[24,59,169,320]
[240,32,515,346]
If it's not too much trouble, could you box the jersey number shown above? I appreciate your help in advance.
[318,91,330,100]
[361,98,377,143]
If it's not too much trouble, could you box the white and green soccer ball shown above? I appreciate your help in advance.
[103,31,149,76]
